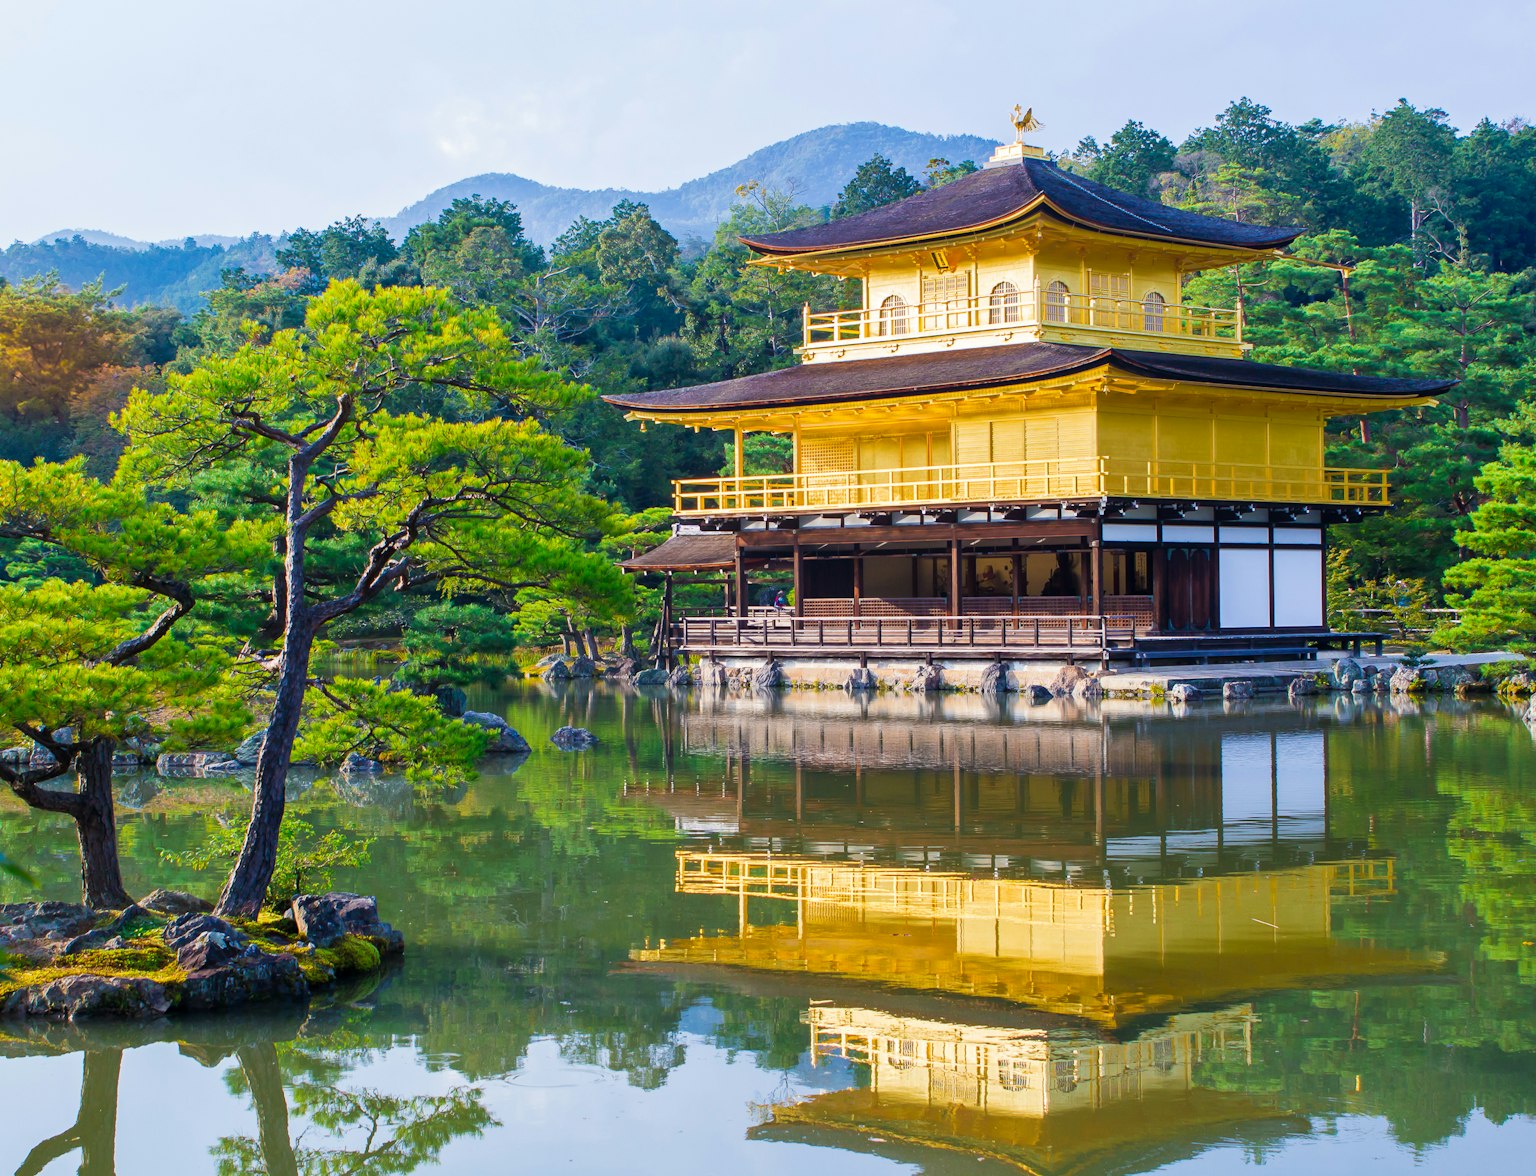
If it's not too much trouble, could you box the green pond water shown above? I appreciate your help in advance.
[3,683,1536,1174]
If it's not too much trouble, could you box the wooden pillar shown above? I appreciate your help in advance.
[661,572,674,670]
[733,428,745,479]
[1090,537,1104,617]
[948,537,961,619]
[1011,551,1022,616]
[852,548,864,617]
[792,536,804,617]
[1152,546,1167,631]
[734,544,747,616]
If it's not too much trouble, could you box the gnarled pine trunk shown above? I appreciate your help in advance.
[76,739,132,910]
[217,623,315,917]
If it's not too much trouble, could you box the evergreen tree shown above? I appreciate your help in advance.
[831,153,921,218]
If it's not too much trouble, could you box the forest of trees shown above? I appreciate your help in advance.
[2,97,1534,647]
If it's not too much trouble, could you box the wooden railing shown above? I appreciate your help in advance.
[674,458,1390,515]
[805,288,1240,347]
[678,613,1140,652]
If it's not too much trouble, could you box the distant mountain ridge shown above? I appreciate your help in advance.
[0,122,999,309]
[385,122,1000,246]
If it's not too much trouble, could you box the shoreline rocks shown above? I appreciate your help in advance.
[460,711,532,753]
[550,726,599,751]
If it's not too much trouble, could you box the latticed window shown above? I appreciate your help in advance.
[1044,280,1070,323]
[878,294,909,336]
[1142,290,1167,333]
[988,280,1022,324]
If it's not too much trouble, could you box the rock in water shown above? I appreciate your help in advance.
[550,726,599,751]
[697,659,729,689]
[668,666,694,689]
[610,658,638,680]
[979,662,1009,697]
[4,974,174,1020]
[1168,684,1202,705]
[1026,684,1053,705]
[459,711,532,753]
[542,659,572,682]
[632,667,669,686]
[340,752,384,774]
[1223,680,1255,701]
[1331,657,1362,690]
[1048,665,1089,698]
[909,664,944,693]
[1389,667,1427,695]
[751,660,783,691]
[1288,676,1319,699]
[155,751,243,777]
[1072,676,1104,702]
[231,728,267,766]
[138,889,213,917]
[434,686,467,717]
[164,912,249,956]
[568,656,597,679]
[291,892,404,955]
[846,667,877,693]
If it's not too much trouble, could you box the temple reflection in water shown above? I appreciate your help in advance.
[628,692,1442,1173]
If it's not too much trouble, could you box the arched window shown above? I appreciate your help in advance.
[988,280,1022,325]
[1142,290,1167,333]
[878,293,909,337]
[1044,280,1070,324]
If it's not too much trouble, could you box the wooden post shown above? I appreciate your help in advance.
[734,544,747,617]
[792,537,804,618]
[948,537,961,622]
[1090,538,1104,618]
[661,572,674,670]
[852,548,863,618]
[733,429,745,479]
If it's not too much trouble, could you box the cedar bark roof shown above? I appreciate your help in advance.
[740,157,1304,255]
[620,531,737,571]
[602,342,1453,414]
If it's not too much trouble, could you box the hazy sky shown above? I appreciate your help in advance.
[5,0,1534,243]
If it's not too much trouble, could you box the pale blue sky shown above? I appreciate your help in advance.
[4,0,1533,243]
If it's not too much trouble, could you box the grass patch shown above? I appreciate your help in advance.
[0,938,185,1000]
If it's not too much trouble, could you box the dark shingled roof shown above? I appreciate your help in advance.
[603,343,1453,414]
[740,157,1303,255]
[620,531,737,571]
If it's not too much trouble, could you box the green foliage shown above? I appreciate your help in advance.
[165,813,373,912]
[295,677,490,787]
[1071,120,1176,196]
[396,601,520,688]
[831,153,921,218]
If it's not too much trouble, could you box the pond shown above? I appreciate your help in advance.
[3,683,1535,1174]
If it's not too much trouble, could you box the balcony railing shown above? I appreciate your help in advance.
[805,288,1241,348]
[674,458,1389,516]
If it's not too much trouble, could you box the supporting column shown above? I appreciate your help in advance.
[792,536,804,618]
[661,572,674,670]
[734,543,747,617]
[948,536,961,621]
[852,547,864,617]
[733,428,745,479]
[1090,537,1104,617]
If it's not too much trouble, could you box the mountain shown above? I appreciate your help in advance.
[384,122,1000,246]
[0,122,999,309]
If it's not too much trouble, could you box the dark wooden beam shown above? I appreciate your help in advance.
[738,519,1097,549]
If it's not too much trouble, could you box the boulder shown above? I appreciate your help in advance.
[1525,700,1536,730]
[668,666,694,689]
[568,656,597,679]
[1072,676,1104,702]
[845,667,877,693]
[176,929,251,972]
[460,711,532,753]
[1351,679,1369,694]
[751,660,783,692]
[632,667,670,686]
[340,753,384,775]
[1048,665,1089,698]
[5,974,173,1020]
[1288,676,1319,699]
[231,728,267,767]
[1026,684,1053,705]
[0,745,28,766]
[1389,666,1427,695]
[1450,668,1488,697]
[291,892,404,955]
[178,950,309,1012]
[61,905,157,955]
[532,653,566,669]
[164,912,249,956]
[155,751,243,777]
[1497,670,1536,699]
[138,889,213,918]
[1223,680,1255,701]
[0,902,98,951]
[550,726,599,751]
[542,659,572,682]
[1168,684,1202,705]
[434,686,467,717]
[1331,657,1362,690]
[908,663,944,693]
[610,658,638,681]
[979,662,1010,697]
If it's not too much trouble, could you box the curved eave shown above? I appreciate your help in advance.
[739,195,1303,264]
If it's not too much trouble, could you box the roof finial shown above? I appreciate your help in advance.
[1010,105,1041,143]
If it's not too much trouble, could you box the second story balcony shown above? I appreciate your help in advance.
[673,457,1390,517]
[803,287,1245,361]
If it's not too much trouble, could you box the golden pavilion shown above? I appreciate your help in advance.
[609,113,1451,668]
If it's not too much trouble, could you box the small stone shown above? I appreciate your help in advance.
[138,889,213,918]
[550,726,599,751]
[1026,684,1053,705]
[1169,684,1202,705]
[1224,680,1255,701]
[460,711,532,753]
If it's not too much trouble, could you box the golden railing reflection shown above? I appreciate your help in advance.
[633,850,1437,1026]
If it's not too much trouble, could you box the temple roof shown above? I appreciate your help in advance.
[740,157,1304,256]
[619,530,737,571]
[603,342,1454,414]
